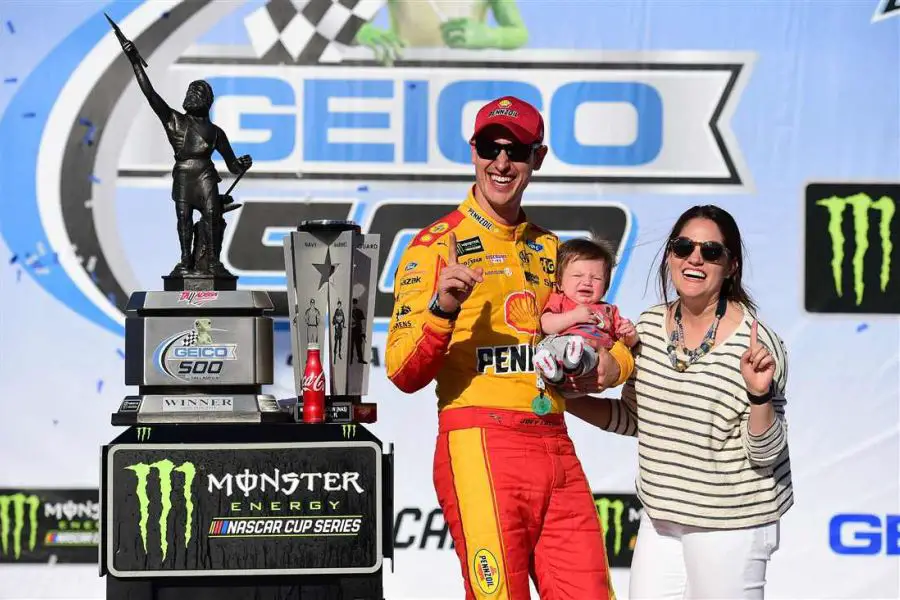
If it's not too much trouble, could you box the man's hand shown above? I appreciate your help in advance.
[237,155,253,171]
[558,343,621,395]
[436,232,484,313]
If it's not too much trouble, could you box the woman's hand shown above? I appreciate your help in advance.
[741,320,775,396]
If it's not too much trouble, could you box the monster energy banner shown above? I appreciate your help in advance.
[592,493,642,569]
[0,488,99,564]
[805,183,899,314]
[105,442,382,577]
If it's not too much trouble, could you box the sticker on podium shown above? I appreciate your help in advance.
[105,442,382,577]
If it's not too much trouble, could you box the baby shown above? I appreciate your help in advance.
[534,237,639,385]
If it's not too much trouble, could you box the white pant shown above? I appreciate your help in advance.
[629,512,780,600]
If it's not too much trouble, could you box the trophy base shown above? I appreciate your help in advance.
[287,398,378,424]
[112,394,292,425]
[163,272,237,292]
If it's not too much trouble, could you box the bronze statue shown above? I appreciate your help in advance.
[109,15,252,282]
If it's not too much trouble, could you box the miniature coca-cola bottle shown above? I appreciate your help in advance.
[301,344,325,423]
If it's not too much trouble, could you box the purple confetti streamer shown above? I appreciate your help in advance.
[357,185,369,192]
[107,292,116,305]
[4,77,17,84]
[78,117,96,146]
[856,323,868,333]
[96,379,104,393]
[8,254,17,264]
[22,112,35,118]
[16,269,21,282]
[6,21,14,34]
[89,174,101,184]
[116,348,126,359]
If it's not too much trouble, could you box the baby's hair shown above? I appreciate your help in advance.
[557,237,616,282]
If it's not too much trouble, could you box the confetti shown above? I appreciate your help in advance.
[24,253,48,274]
[116,349,126,359]
[22,112,35,118]
[85,255,97,273]
[16,269,21,282]
[162,11,171,18]
[6,21,14,34]
[89,174,101,184]
[78,117,96,146]
[52,420,58,426]
[107,292,116,305]
[3,77,17,84]
[357,185,369,192]
[96,379,104,393]
[856,323,868,333]
[84,199,94,209]
[8,254,17,264]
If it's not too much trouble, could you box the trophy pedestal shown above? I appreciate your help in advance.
[117,290,285,425]
[163,272,238,291]
[101,424,393,600]
[112,393,289,425]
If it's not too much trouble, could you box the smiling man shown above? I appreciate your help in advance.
[386,96,635,599]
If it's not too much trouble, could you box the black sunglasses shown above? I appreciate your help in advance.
[473,139,540,162]
[669,236,729,262]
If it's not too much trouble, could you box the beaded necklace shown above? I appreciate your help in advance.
[667,295,727,372]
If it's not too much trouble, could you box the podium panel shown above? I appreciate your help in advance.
[106,441,382,578]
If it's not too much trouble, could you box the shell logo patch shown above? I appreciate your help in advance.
[504,290,539,334]
[472,548,501,594]
[498,99,512,108]
[419,233,433,243]
[429,222,449,234]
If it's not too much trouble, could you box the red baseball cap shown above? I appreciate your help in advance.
[470,96,545,145]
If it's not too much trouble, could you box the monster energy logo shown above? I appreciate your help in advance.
[126,460,196,562]
[136,427,152,442]
[0,494,39,560]
[595,497,625,556]
[342,424,356,439]
[817,193,895,305]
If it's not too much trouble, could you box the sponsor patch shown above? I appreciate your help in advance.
[456,236,485,257]
[472,548,502,594]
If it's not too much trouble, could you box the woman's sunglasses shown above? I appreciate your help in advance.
[669,236,728,262]
[473,139,540,163]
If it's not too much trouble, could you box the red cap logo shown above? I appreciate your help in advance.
[471,96,544,145]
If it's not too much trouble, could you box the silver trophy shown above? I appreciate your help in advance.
[283,220,380,422]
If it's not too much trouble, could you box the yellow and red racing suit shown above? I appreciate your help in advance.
[386,186,634,600]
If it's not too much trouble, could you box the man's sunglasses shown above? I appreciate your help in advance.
[473,139,540,162]
[669,236,729,262]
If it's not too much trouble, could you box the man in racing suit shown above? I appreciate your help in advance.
[386,96,635,600]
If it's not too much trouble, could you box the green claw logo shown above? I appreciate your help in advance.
[594,497,625,556]
[817,193,895,305]
[125,460,196,562]
[342,424,357,439]
[136,427,152,442]
[0,494,40,560]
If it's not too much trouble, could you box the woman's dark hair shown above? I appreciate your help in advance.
[656,205,756,313]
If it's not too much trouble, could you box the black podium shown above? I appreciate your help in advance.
[100,423,393,600]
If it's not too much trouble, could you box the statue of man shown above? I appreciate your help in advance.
[119,40,252,276]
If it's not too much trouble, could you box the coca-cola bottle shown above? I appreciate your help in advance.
[301,344,325,423]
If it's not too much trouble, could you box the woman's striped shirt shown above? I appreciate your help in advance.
[605,303,793,529]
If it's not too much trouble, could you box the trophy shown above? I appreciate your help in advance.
[107,15,287,425]
[283,220,380,423]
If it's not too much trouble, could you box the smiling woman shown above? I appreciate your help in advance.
[566,204,794,600]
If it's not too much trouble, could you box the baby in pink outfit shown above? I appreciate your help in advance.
[535,238,639,384]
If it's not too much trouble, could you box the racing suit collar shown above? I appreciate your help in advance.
[461,185,530,241]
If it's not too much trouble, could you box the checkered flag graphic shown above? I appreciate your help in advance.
[182,330,198,347]
[245,0,385,64]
